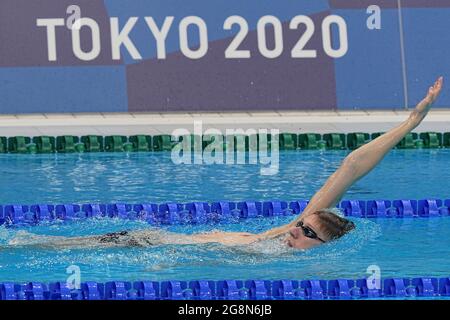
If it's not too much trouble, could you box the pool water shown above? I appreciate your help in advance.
[0,149,449,284]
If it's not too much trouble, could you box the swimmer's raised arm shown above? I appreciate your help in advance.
[262,76,444,239]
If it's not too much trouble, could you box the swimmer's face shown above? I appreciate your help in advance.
[284,215,329,250]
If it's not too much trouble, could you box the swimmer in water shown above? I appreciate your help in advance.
[8,77,444,251]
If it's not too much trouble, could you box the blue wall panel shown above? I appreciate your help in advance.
[0,1,448,113]
[333,9,404,109]
[0,66,127,113]
[402,8,450,108]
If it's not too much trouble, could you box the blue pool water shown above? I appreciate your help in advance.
[0,149,449,284]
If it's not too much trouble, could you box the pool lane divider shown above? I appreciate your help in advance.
[0,131,448,154]
[0,277,449,300]
[0,199,449,226]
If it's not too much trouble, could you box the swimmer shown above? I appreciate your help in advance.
[8,77,444,251]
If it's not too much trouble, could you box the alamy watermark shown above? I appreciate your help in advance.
[366,264,381,290]
[66,265,81,290]
[171,121,280,176]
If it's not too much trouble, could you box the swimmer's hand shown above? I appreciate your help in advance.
[410,76,443,126]
[424,76,444,105]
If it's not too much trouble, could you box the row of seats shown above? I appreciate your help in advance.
[0,131,448,154]
[0,199,449,226]
[1,277,448,300]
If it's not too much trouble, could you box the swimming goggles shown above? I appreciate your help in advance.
[295,220,326,243]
